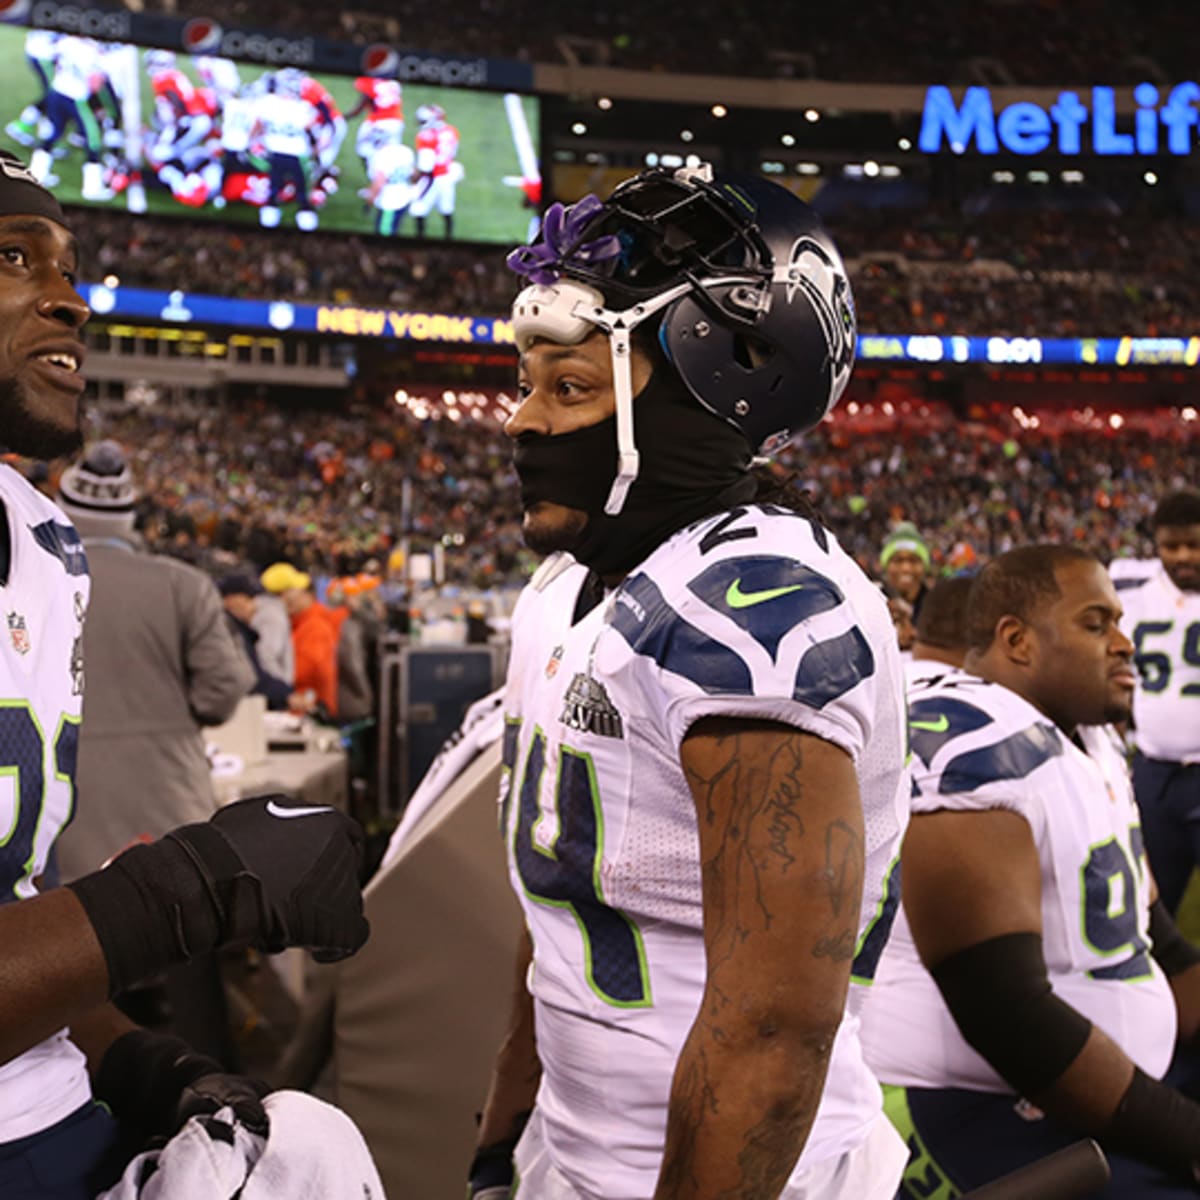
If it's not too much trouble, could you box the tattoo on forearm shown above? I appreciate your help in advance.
[811,818,863,963]
[713,1095,815,1200]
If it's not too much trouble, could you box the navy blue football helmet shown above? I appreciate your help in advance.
[509,164,856,486]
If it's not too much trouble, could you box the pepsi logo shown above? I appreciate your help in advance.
[360,43,398,76]
[0,0,32,22]
[182,17,222,52]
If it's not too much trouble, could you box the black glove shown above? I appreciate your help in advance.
[468,1112,530,1200]
[95,1029,270,1144]
[69,794,370,996]
[468,1140,518,1200]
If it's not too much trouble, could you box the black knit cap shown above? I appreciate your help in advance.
[0,149,66,224]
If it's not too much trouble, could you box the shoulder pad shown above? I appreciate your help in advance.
[908,694,994,768]
[611,570,752,695]
[685,553,845,660]
[938,722,1064,794]
[1113,576,1151,592]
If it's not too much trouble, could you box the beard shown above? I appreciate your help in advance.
[521,501,589,557]
[0,377,83,461]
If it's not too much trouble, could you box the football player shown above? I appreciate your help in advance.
[254,70,319,230]
[410,103,461,239]
[27,36,113,201]
[144,49,218,207]
[349,75,403,173]
[1113,489,1200,915]
[362,125,416,236]
[0,150,368,1197]
[5,29,61,149]
[470,165,909,1199]
[905,574,974,689]
[861,544,1200,1195]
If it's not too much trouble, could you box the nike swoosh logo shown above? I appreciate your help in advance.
[910,715,950,733]
[265,800,336,819]
[725,580,805,609]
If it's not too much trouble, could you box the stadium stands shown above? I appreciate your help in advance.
[115,0,1187,85]
[70,205,1200,338]
[72,395,1198,593]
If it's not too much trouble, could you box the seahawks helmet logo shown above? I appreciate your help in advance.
[777,237,855,376]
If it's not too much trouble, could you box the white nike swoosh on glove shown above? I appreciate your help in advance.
[265,801,336,819]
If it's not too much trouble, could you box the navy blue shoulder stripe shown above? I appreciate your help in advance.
[686,555,844,660]
[939,723,1063,794]
[1113,576,1151,592]
[908,697,994,768]
[612,572,753,695]
[793,627,874,709]
[30,520,88,577]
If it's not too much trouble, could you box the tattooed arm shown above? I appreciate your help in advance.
[653,716,864,1200]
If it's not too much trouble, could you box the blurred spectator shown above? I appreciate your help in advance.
[217,570,293,710]
[325,576,375,722]
[74,395,1197,594]
[880,521,932,620]
[54,441,254,1061]
[261,561,339,718]
[62,202,1200,339]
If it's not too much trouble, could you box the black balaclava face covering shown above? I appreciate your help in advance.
[513,368,758,578]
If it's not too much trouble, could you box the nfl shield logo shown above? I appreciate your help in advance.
[7,612,30,655]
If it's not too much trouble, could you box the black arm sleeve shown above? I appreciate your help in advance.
[1149,899,1200,978]
[929,932,1093,1098]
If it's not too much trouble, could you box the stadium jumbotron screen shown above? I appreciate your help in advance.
[0,25,541,242]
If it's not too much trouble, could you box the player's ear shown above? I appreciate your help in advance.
[994,614,1033,667]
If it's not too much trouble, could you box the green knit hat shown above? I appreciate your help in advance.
[880,522,931,569]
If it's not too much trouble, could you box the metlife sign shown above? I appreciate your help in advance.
[919,83,1200,155]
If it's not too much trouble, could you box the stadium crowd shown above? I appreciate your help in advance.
[77,205,1200,339]
[65,395,1198,595]
[115,0,1186,84]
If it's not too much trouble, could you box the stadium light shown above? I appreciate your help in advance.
[864,160,880,177]
[804,108,820,122]
[597,96,613,110]
[898,137,912,150]
[711,104,728,118]
[781,133,796,146]
[1144,170,1159,185]
[571,122,587,135]
[103,274,120,289]
[680,129,695,142]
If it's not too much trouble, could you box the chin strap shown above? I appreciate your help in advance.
[604,320,640,516]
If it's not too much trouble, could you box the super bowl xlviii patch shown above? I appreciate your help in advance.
[70,591,85,695]
[6,612,29,655]
[560,673,624,740]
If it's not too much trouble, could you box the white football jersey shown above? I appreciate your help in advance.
[258,95,314,157]
[370,142,416,212]
[0,466,92,1140]
[861,669,1176,1095]
[50,36,99,102]
[502,504,908,1199]
[1113,562,1200,763]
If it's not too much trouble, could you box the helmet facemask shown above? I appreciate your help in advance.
[508,164,855,516]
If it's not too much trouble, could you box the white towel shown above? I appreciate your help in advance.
[98,1090,386,1199]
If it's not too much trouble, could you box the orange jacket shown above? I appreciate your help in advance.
[291,601,339,717]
